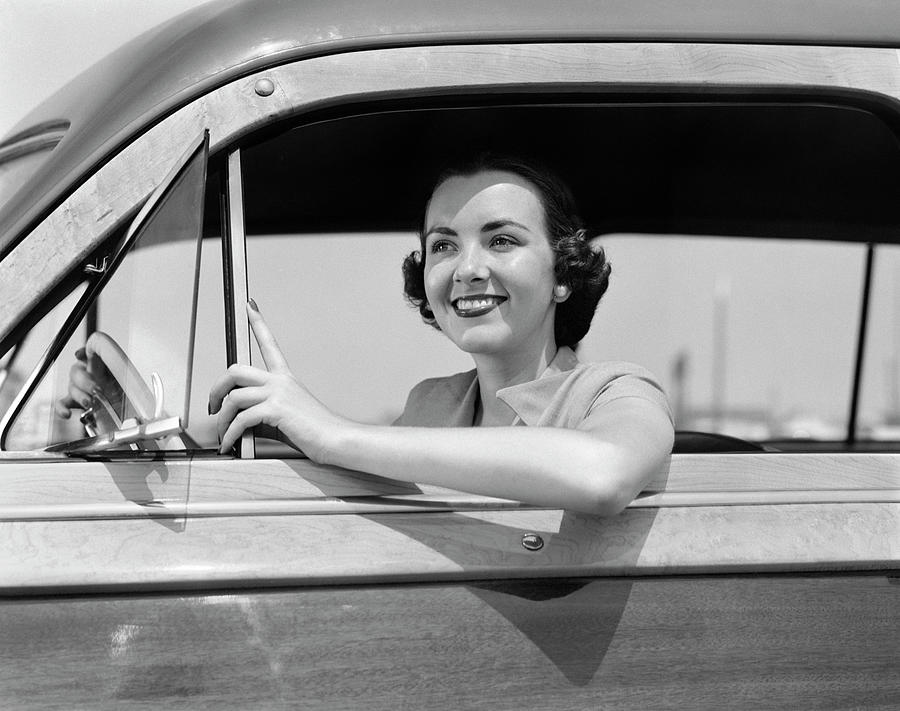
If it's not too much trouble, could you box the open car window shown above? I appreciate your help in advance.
[1,131,223,454]
[581,235,865,445]
[240,102,900,454]
[245,229,875,451]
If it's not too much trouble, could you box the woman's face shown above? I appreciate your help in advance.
[423,170,559,358]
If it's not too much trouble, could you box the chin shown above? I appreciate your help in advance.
[449,325,515,355]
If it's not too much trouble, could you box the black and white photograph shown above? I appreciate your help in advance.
[1,1,898,708]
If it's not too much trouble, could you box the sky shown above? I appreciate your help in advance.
[0,0,214,140]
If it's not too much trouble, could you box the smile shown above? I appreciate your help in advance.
[451,295,508,318]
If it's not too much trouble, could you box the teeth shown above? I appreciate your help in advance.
[456,297,500,310]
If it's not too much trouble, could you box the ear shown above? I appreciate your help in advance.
[553,284,571,303]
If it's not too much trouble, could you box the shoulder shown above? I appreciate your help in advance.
[497,355,672,428]
[542,359,672,427]
[570,360,664,391]
[570,360,672,422]
[395,369,477,427]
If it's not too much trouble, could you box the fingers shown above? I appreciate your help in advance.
[208,364,269,414]
[209,301,299,453]
[54,349,95,419]
[60,362,98,417]
[54,398,77,420]
[69,362,97,399]
[215,385,266,442]
[247,300,290,373]
[219,403,267,454]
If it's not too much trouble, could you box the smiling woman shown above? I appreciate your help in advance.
[209,153,674,515]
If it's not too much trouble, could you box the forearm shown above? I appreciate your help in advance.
[323,423,666,515]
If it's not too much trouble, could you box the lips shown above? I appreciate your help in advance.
[451,294,507,318]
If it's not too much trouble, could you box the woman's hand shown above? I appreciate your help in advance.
[208,300,347,458]
[54,347,119,420]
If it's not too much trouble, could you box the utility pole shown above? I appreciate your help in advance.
[712,275,730,431]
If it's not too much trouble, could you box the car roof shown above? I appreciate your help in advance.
[2,0,900,256]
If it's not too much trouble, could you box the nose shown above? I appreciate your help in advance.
[453,243,489,284]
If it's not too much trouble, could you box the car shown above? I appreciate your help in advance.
[1,1,898,708]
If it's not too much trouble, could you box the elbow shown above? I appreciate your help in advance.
[574,445,667,517]
[580,486,635,517]
[562,457,635,516]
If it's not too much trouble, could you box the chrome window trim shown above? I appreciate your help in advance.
[223,149,255,459]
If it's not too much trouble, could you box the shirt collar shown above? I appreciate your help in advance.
[495,346,580,426]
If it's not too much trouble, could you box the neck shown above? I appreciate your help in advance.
[472,340,558,426]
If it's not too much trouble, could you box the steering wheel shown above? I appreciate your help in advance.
[80,331,160,436]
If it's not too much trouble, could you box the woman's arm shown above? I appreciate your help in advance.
[209,303,672,516]
[326,397,672,515]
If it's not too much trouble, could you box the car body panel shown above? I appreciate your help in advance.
[2,575,898,709]
[2,454,897,594]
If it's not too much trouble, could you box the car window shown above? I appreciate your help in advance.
[0,283,88,428]
[579,235,865,443]
[1,138,224,453]
[247,230,874,448]
[858,243,900,441]
[238,102,900,452]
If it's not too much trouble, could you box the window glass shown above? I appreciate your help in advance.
[0,284,87,440]
[858,244,900,440]
[3,152,223,452]
[580,235,865,442]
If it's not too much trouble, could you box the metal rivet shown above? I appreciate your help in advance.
[521,533,544,551]
[254,78,275,97]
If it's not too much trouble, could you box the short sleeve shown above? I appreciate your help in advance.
[587,364,674,426]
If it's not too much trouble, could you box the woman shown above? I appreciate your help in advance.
[209,155,673,515]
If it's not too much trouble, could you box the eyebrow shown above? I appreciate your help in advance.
[424,219,532,239]
[482,219,531,233]
[424,226,457,239]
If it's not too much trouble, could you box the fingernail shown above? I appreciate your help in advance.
[248,298,259,312]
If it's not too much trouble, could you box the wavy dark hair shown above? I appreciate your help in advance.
[402,153,611,347]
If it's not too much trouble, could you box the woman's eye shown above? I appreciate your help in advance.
[430,240,455,254]
[490,235,518,249]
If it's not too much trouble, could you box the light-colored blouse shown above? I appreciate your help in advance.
[397,346,672,429]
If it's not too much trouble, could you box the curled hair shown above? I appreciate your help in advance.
[402,153,610,347]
